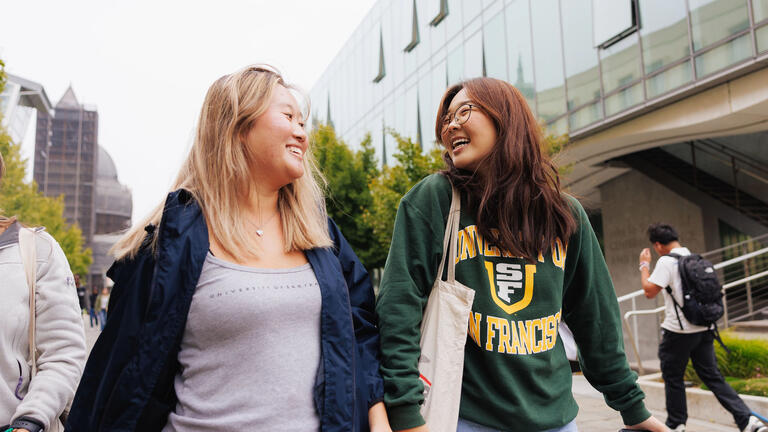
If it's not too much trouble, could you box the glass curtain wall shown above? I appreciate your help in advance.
[310,0,768,155]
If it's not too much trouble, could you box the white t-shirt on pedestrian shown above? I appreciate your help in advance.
[647,247,709,334]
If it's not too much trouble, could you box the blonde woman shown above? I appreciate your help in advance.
[1,153,86,432]
[66,66,390,432]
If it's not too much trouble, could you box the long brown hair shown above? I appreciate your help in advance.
[435,77,576,263]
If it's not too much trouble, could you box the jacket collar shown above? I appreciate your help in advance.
[0,220,21,249]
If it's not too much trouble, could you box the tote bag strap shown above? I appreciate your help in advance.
[435,185,462,284]
[18,227,38,375]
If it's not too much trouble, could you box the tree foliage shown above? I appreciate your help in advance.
[363,132,443,269]
[0,60,92,276]
[311,124,379,270]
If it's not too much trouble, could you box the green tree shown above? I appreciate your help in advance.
[363,131,444,269]
[0,60,92,276]
[312,123,380,269]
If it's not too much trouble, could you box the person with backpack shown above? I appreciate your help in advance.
[639,223,767,432]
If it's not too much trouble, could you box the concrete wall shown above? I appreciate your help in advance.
[599,169,707,362]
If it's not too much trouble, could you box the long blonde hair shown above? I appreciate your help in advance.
[112,65,332,260]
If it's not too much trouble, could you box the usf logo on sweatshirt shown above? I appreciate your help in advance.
[455,225,567,315]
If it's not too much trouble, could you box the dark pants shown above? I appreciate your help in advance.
[659,329,751,430]
[88,307,98,327]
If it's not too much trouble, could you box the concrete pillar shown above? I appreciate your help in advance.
[599,169,707,362]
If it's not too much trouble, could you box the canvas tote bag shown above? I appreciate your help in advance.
[418,184,476,431]
[19,227,68,432]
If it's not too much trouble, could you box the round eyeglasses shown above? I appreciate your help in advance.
[441,102,477,131]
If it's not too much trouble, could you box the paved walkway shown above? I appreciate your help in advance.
[80,315,739,431]
[573,374,738,432]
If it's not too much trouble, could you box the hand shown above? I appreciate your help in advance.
[626,415,670,432]
[368,402,392,432]
[639,248,651,265]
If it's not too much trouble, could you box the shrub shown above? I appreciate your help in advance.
[684,332,768,397]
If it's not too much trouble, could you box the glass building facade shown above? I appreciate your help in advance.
[310,0,768,163]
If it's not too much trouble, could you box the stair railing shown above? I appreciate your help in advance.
[618,242,768,375]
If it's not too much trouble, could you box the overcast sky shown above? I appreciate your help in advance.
[0,0,377,220]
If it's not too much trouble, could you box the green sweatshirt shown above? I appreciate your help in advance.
[376,174,650,431]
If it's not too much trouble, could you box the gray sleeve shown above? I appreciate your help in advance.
[13,233,87,430]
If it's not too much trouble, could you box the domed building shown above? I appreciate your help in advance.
[89,146,132,292]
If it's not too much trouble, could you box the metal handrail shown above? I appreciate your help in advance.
[623,306,666,375]
[701,233,768,259]
[618,245,768,305]
[699,138,768,179]
[714,246,768,269]
[620,245,768,373]
[723,270,768,290]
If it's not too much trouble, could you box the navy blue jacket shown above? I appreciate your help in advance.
[66,190,384,431]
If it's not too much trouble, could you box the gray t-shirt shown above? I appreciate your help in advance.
[163,253,322,432]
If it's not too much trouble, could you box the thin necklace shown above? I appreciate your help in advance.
[254,198,279,237]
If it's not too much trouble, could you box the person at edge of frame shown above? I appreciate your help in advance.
[0,151,87,432]
[376,77,670,432]
[65,65,391,432]
[639,223,767,432]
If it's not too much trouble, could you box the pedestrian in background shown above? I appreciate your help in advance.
[67,65,389,432]
[87,287,99,328]
[0,152,87,432]
[376,77,668,432]
[639,223,767,432]
[94,286,109,331]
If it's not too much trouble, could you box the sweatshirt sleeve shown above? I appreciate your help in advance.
[13,232,87,430]
[376,194,445,430]
[561,198,651,426]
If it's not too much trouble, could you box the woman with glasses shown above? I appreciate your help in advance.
[376,78,668,432]
[66,65,390,432]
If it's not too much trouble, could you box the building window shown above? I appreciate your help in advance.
[431,0,448,26]
[373,29,386,83]
[593,0,639,49]
[404,0,420,52]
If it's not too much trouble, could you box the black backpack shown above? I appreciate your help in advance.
[665,253,729,350]
[665,253,724,327]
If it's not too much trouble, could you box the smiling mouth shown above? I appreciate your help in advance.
[287,145,303,157]
[452,138,469,151]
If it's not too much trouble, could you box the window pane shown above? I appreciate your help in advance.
[645,61,693,98]
[689,0,749,51]
[593,0,635,46]
[483,12,507,80]
[604,82,643,116]
[562,0,602,110]
[463,0,482,25]
[445,0,464,41]
[600,33,642,93]
[447,44,464,85]
[506,0,536,110]
[465,31,483,78]
[758,25,768,53]
[404,85,419,143]
[418,72,433,146]
[547,116,568,136]
[755,0,768,22]
[569,101,603,131]
[640,0,690,74]
[430,61,448,142]
[531,0,566,122]
[694,33,752,76]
